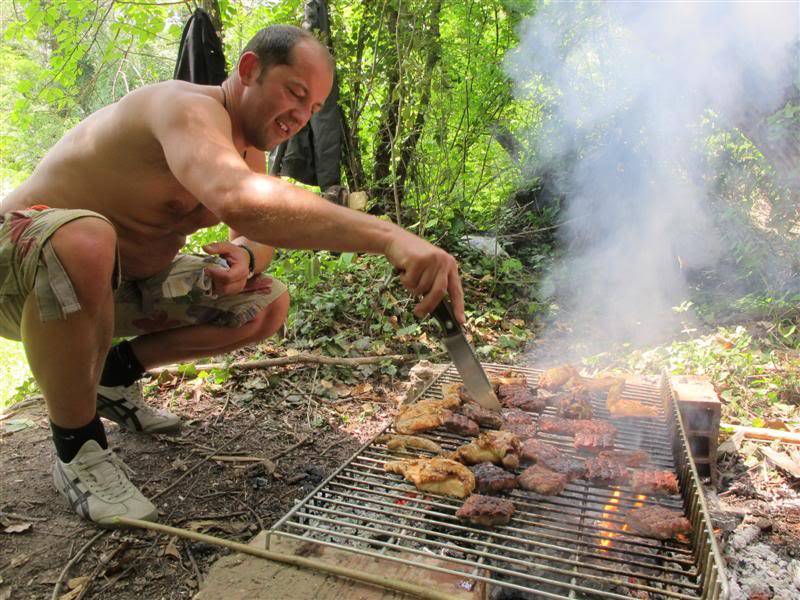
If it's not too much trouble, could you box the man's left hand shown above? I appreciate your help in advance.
[203,242,251,296]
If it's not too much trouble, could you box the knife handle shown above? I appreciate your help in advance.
[431,300,460,335]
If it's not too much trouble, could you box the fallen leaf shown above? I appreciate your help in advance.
[763,419,788,431]
[3,523,32,534]
[163,536,181,561]
[1,419,35,435]
[9,553,30,569]
[67,576,90,590]
[0,585,11,600]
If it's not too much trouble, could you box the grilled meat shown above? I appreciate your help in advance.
[538,365,579,391]
[584,456,631,486]
[538,417,617,437]
[441,382,469,406]
[606,383,658,418]
[471,462,518,494]
[574,430,616,453]
[384,458,475,498]
[626,505,691,540]
[490,370,528,387]
[597,450,650,468]
[630,470,679,496]
[577,375,626,392]
[394,399,454,434]
[518,464,568,495]
[554,389,594,419]
[455,430,521,469]
[520,439,587,479]
[497,385,546,412]
[459,402,503,429]
[377,434,442,454]
[501,421,538,441]
[442,412,480,437]
[456,494,515,527]
[501,408,534,426]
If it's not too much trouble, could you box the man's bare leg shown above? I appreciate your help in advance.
[129,291,290,369]
[20,218,117,428]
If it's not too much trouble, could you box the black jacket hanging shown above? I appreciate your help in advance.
[173,8,227,85]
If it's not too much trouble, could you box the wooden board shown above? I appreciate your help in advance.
[196,531,486,600]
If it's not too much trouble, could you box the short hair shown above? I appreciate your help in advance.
[242,25,333,76]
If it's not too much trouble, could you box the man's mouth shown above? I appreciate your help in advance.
[275,119,290,135]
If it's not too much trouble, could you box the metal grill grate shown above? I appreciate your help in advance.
[268,365,728,599]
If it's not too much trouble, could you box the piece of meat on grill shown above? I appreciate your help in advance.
[459,402,503,429]
[597,450,650,468]
[455,430,521,470]
[538,365,579,391]
[394,398,454,434]
[554,389,594,419]
[490,370,528,387]
[501,421,538,441]
[630,470,679,496]
[574,429,617,453]
[497,385,546,412]
[538,417,617,437]
[471,462,518,494]
[518,464,568,495]
[626,505,691,540]
[606,383,658,418]
[441,382,469,406]
[456,494,516,527]
[584,456,631,486]
[501,408,534,426]
[377,434,443,454]
[441,412,480,437]
[384,458,475,498]
[520,439,587,480]
[576,375,626,392]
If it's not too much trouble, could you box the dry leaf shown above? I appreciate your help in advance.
[763,419,789,431]
[9,553,30,569]
[3,523,32,534]
[352,383,373,396]
[186,520,249,535]
[0,585,12,600]
[67,576,90,590]
[163,536,181,561]
[319,379,333,390]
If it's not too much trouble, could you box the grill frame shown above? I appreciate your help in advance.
[267,364,728,599]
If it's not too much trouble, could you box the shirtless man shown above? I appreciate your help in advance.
[0,25,463,527]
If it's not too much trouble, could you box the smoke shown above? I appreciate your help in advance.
[505,1,800,350]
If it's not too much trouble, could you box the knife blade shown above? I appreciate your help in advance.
[430,300,502,411]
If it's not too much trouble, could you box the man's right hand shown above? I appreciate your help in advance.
[383,228,465,324]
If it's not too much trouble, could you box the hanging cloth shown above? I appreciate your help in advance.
[173,8,227,85]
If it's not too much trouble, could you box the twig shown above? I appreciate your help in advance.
[114,517,465,600]
[149,353,422,376]
[51,530,107,600]
[267,436,312,462]
[74,540,130,600]
[0,511,48,522]
[319,438,347,457]
[721,422,800,444]
[151,426,255,500]
[184,543,203,586]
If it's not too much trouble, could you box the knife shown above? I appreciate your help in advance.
[430,299,502,411]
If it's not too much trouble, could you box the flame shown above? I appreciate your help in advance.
[598,492,648,550]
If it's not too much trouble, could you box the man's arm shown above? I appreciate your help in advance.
[230,149,275,271]
[148,89,463,320]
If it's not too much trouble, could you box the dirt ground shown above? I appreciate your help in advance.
[0,356,402,600]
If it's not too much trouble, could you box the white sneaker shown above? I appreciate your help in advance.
[97,381,181,433]
[53,440,158,527]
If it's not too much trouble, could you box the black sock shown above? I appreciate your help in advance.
[50,414,108,463]
[100,340,145,387]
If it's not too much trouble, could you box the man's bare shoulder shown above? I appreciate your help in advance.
[119,80,226,124]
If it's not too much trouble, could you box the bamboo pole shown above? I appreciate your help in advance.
[149,352,427,376]
[720,422,800,444]
[114,517,464,600]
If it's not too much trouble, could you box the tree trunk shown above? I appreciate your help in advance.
[373,6,400,219]
[395,0,443,204]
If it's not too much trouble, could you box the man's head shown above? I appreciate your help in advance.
[235,25,334,151]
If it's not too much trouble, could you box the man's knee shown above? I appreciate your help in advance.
[50,218,117,295]
[247,291,290,341]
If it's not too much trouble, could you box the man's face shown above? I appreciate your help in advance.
[239,41,333,151]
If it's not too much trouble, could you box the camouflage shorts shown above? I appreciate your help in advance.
[0,207,287,341]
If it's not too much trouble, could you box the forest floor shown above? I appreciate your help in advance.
[0,344,403,600]
[1,319,799,599]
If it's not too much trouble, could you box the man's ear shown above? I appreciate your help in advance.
[238,51,262,86]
